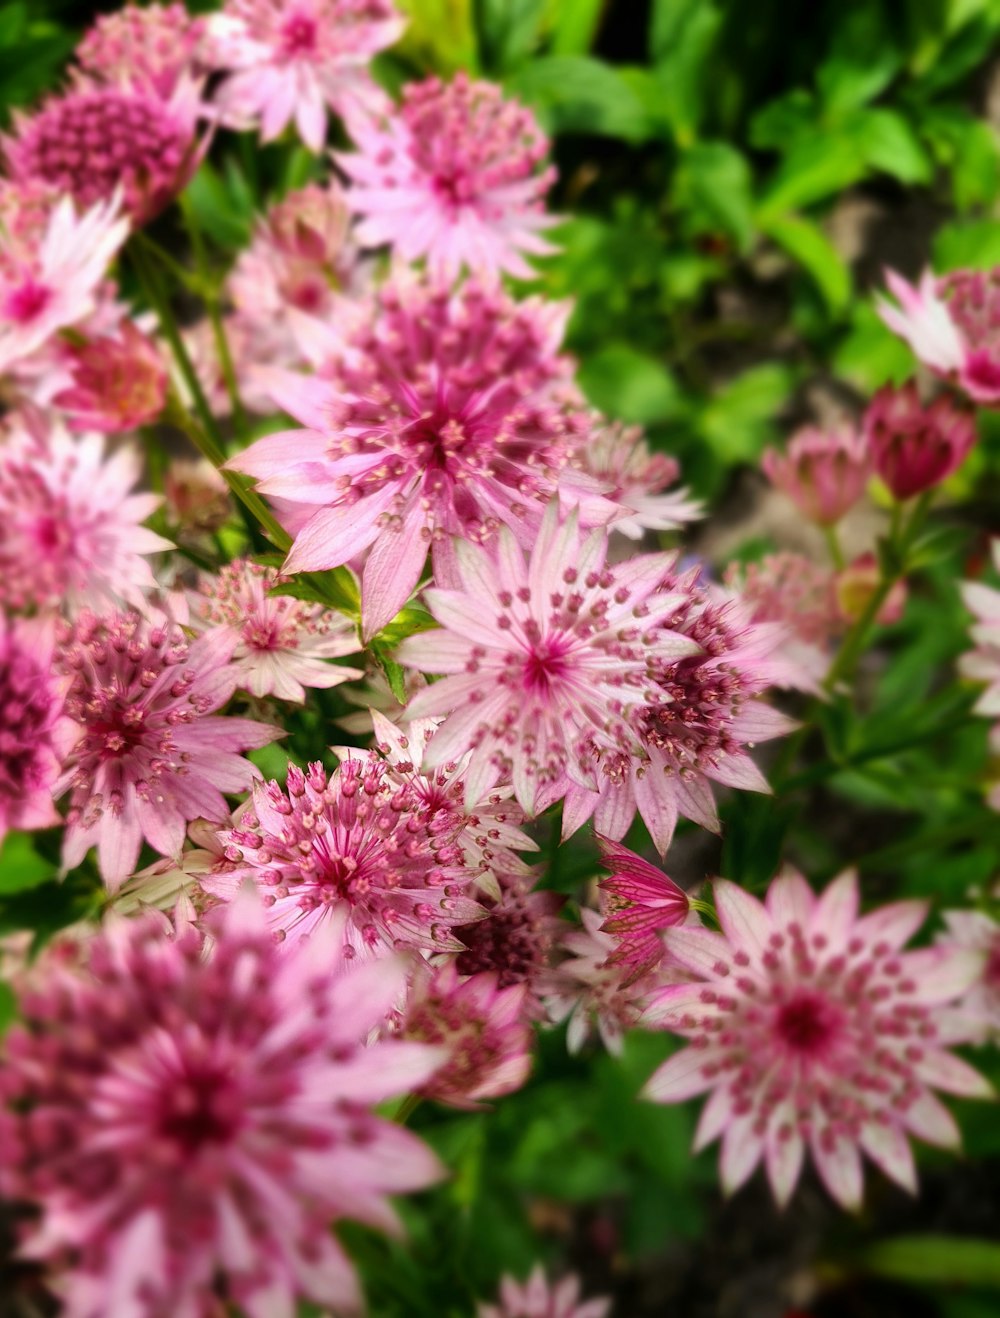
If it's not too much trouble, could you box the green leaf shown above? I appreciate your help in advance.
[860,1236,1000,1288]
[934,218,1000,273]
[648,0,722,143]
[476,0,546,72]
[506,56,653,141]
[816,45,901,116]
[0,982,16,1036]
[0,832,56,894]
[696,363,794,465]
[577,346,682,425]
[833,302,916,392]
[270,567,361,617]
[368,645,409,704]
[673,141,754,252]
[759,213,851,313]
[757,133,866,219]
[370,605,438,648]
[184,164,253,251]
[853,107,933,185]
[549,0,604,55]
[394,0,479,73]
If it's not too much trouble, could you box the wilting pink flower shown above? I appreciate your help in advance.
[478,1266,611,1318]
[207,0,403,150]
[863,380,976,500]
[397,506,699,817]
[75,2,207,98]
[208,756,483,958]
[230,277,593,639]
[340,72,558,281]
[190,559,362,702]
[0,186,128,373]
[938,910,1000,1043]
[596,836,689,980]
[761,425,870,526]
[0,614,74,843]
[454,871,564,1015]
[562,558,797,853]
[0,891,444,1316]
[164,456,232,533]
[877,267,1000,405]
[57,610,278,888]
[578,423,702,539]
[400,960,533,1108]
[834,552,907,626]
[724,552,841,692]
[545,907,654,1055]
[644,869,992,1209]
[0,415,171,616]
[52,321,168,433]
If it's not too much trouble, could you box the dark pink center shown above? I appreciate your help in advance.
[281,11,318,55]
[156,1064,242,1156]
[522,638,570,694]
[4,278,51,324]
[774,991,841,1056]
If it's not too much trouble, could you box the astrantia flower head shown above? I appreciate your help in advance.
[562,557,797,852]
[877,266,1000,405]
[644,869,992,1209]
[52,320,168,433]
[761,424,870,526]
[578,423,702,539]
[0,614,74,844]
[231,278,594,639]
[959,542,1000,785]
[75,2,207,98]
[400,960,533,1109]
[207,0,404,150]
[454,871,564,1014]
[938,909,1000,1043]
[0,891,444,1316]
[0,184,128,374]
[341,71,558,281]
[0,414,171,616]
[397,506,701,816]
[57,609,278,888]
[5,78,206,226]
[863,379,976,500]
[478,1265,611,1318]
[596,835,689,981]
[191,558,362,702]
[208,755,484,959]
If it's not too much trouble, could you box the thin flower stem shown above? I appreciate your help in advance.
[823,524,846,570]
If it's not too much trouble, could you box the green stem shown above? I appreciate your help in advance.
[823,523,846,570]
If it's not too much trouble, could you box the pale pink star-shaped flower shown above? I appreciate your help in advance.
[644,868,992,1209]
[340,72,559,281]
[937,909,1000,1044]
[478,1266,611,1318]
[959,540,1000,785]
[578,423,702,539]
[0,890,445,1317]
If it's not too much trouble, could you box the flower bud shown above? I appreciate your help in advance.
[761,425,870,525]
[863,380,976,500]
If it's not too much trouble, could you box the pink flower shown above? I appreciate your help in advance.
[5,79,207,226]
[207,0,404,150]
[0,614,74,843]
[397,506,700,817]
[478,1266,611,1318]
[938,910,1000,1044]
[454,871,564,1015]
[0,414,172,616]
[578,423,702,539]
[959,542,1000,779]
[229,276,592,640]
[596,835,689,981]
[644,869,993,1209]
[57,609,279,888]
[0,891,445,1316]
[0,186,128,374]
[562,558,797,853]
[877,267,1000,405]
[76,2,207,100]
[761,425,870,526]
[52,321,168,433]
[863,380,976,500]
[208,755,484,959]
[400,960,533,1108]
[834,552,907,626]
[190,558,363,702]
[340,72,558,281]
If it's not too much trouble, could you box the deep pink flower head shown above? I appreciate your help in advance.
[761,425,871,526]
[208,755,484,959]
[578,423,702,539]
[207,0,404,150]
[0,891,445,1316]
[878,267,1000,405]
[340,72,558,281]
[644,869,993,1209]
[478,1266,611,1318]
[400,960,533,1109]
[562,557,797,853]
[52,321,168,433]
[230,277,593,640]
[76,2,207,99]
[57,610,278,888]
[596,836,689,981]
[398,506,700,817]
[454,871,564,1015]
[0,415,171,616]
[5,79,206,226]
[0,184,128,374]
[190,558,363,702]
[863,380,976,500]
[0,614,74,843]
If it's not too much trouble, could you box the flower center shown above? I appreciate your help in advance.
[281,10,318,55]
[4,278,51,324]
[522,637,571,694]
[156,1063,242,1157]
[773,990,842,1057]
